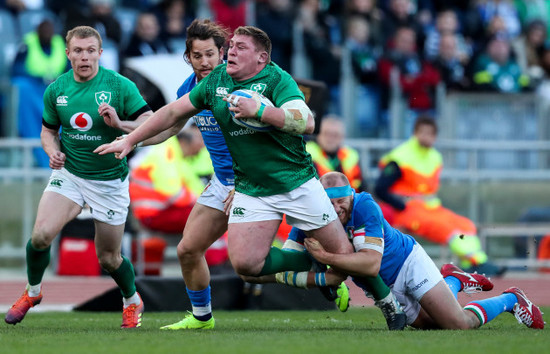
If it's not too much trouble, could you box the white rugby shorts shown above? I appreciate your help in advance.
[228,177,338,230]
[391,243,444,325]
[44,168,129,225]
[197,174,235,212]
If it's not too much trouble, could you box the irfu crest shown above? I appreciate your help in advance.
[95,91,112,105]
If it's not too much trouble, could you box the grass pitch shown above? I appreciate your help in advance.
[1,308,548,354]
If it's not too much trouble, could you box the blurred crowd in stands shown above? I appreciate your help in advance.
[2,0,550,142]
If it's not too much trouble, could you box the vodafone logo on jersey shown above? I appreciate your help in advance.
[70,112,93,131]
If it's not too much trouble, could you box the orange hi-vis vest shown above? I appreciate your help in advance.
[130,137,199,220]
[378,137,443,206]
[306,141,363,191]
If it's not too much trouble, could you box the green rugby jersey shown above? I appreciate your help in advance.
[42,67,149,180]
[189,62,318,196]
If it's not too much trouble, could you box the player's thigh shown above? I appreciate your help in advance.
[393,243,443,325]
[33,191,83,245]
[181,202,228,253]
[227,190,282,258]
[227,219,281,262]
[34,169,86,244]
[94,220,125,255]
[419,280,471,329]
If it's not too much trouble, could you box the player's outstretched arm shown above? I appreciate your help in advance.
[94,94,200,158]
[304,238,382,278]
[99,103,153,133]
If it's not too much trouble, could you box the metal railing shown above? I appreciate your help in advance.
[2,137,550,267]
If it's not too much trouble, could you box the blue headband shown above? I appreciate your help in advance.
[325,185,353,199]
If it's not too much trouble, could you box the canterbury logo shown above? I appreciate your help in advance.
[49,179,63,187]
[232,207,245,216]
[56,96,68,105]
[216,87,229,97]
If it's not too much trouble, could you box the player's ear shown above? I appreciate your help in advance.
[258,51,268,64]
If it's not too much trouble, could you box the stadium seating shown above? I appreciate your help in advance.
[167,38,186,54]
[113,7,140,52]
[16,9,62,37]
[0,10,18,81]
[99,38,120,72]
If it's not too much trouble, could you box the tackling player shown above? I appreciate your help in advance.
[303,172,544,330]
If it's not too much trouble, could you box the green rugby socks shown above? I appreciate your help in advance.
[26,239,51,286]
[259,246,312,275]
[110,255,137,298]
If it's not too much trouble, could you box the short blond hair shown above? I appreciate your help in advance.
[66,26,102,49]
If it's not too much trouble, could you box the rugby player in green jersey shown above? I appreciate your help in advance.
[96,25,405,329]
[5,26,152,329]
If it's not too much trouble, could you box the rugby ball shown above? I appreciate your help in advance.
[227,89,274,132]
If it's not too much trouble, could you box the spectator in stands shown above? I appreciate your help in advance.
[2,0,43,14]
[512,19,547,85]
[306,115,366,192]
[432,32,470,91]
[129,124,213,234]
[11,18,68,167]
[299,0,342,115]
[471,33,531,92]
[210,0,247,33]
[345,15,383,136]
[87,0,123,46]
[378,26,441,137]
[380,0,424,48]
[154,0,192,43]
[375,115,504,276]
[123,12,171,58]
[514,0,550,37]
[344,0,384,47]
[62,0,123,49]
[424,9,472,63]
[256,0,294,72]
[475,0,521,39]
[535,42,550,102]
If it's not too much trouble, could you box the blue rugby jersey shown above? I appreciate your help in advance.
[177,72,234,185]
[288,192,416,286]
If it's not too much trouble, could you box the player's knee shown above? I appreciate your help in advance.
[30,226,56,249]
[232,258,262,276]
[97,252,121,272]
[176,239,204,261]
[441,315,473,330]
